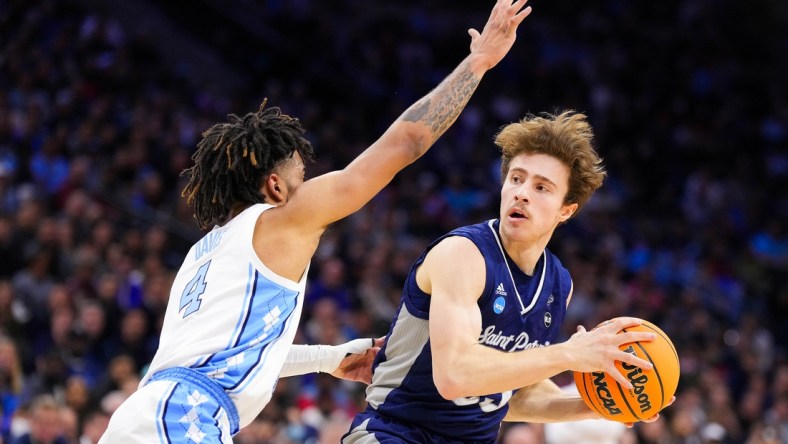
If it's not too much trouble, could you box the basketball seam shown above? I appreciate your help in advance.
[639,323,676,410]
[613,373,642,422]
[642,323,679,366]
[616,327,652,422]
[631,335,666,412]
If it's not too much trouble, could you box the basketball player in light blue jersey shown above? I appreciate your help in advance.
[343,112,670,444]
[99,1,533,442]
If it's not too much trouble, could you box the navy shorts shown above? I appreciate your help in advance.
[342,410,493,444]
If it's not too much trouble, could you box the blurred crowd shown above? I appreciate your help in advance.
[1,0,787,443]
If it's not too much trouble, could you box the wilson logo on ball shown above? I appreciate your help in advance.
[621,345,653,415]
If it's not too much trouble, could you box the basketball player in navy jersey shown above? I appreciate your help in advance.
[343,112,666,444]
[100,1,533,442]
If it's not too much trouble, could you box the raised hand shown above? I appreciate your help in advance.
[468,0,533,70]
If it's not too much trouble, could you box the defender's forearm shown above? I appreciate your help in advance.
[397,54,488,155]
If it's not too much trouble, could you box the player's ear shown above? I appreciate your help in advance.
[262,173,286,204]
[558,202,578,223]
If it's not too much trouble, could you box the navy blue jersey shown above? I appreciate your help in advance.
[364,220,572,443]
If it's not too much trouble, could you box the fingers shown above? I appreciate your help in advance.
[510,0,532,25]
[502,0,530,37]
[468,28,480,41]
[606,365,634,389]
[341,338,378,355]
[487,0,502,23]
[490,0,530,35]
[512,6,532,25]
[616,331,657,345]
[615,349,653,371]
[569,325,587,340]
[607,317,644,330]
[641,413,660,424]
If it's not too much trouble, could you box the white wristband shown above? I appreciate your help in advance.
[279,338,374,378]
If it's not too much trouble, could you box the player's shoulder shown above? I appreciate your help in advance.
[428,234,481,261]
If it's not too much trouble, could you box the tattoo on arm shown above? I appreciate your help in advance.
[402,62,480,137]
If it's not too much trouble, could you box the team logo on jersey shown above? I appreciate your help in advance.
[547,294,554,306]
[479,325,548,352]
[493,296,506,314]
[544,311,552,327]
[495,283,507,296]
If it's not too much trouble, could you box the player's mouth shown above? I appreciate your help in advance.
[508,207,529,221]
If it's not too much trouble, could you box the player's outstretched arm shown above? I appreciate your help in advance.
[279,338,383,384]
[285,0,532,229]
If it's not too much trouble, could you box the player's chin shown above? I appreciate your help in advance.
[502,216,530,231]
[501,219,535,240]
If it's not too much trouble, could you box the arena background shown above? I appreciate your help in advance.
[1,0,786,443]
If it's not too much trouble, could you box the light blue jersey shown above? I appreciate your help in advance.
[345,220,571,443]
[101,204,308,443]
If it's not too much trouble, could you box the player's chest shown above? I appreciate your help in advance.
[477,280,562,352]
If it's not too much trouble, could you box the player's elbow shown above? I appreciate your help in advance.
[433,365,471,400]
[434,375,463,400]
[389,120,430,162]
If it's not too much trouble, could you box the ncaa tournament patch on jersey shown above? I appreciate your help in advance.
[494,296,506,314]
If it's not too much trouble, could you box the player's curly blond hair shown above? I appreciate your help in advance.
[495,110,606,216]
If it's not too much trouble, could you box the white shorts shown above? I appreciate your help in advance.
[99,368,238,444]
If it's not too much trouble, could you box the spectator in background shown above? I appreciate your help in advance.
[0,337,24,443]
[0,216,22,279]
[11,246,56,334]
[305,257,353,313]
[500,423,541,444]
[113,309,154,373]
[318,416,353,444]
[8,394,68,444]
[59,406,78,444]
[0,283,25,347]
[78,410,109,444]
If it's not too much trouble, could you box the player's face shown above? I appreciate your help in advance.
[499,153,577,244]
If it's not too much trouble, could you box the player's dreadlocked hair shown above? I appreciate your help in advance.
[181,100,315,230]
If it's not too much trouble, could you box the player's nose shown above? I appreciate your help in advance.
[514,183,530,202]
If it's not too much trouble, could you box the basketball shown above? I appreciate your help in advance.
[573,318,680,423]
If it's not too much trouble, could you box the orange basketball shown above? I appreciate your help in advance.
[573,318,680,423]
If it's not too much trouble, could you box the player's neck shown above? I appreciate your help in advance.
[501,237,549,276]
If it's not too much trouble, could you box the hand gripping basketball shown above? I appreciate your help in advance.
[573,318,680,423]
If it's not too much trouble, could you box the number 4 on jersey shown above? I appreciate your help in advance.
[180,261,211,318]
